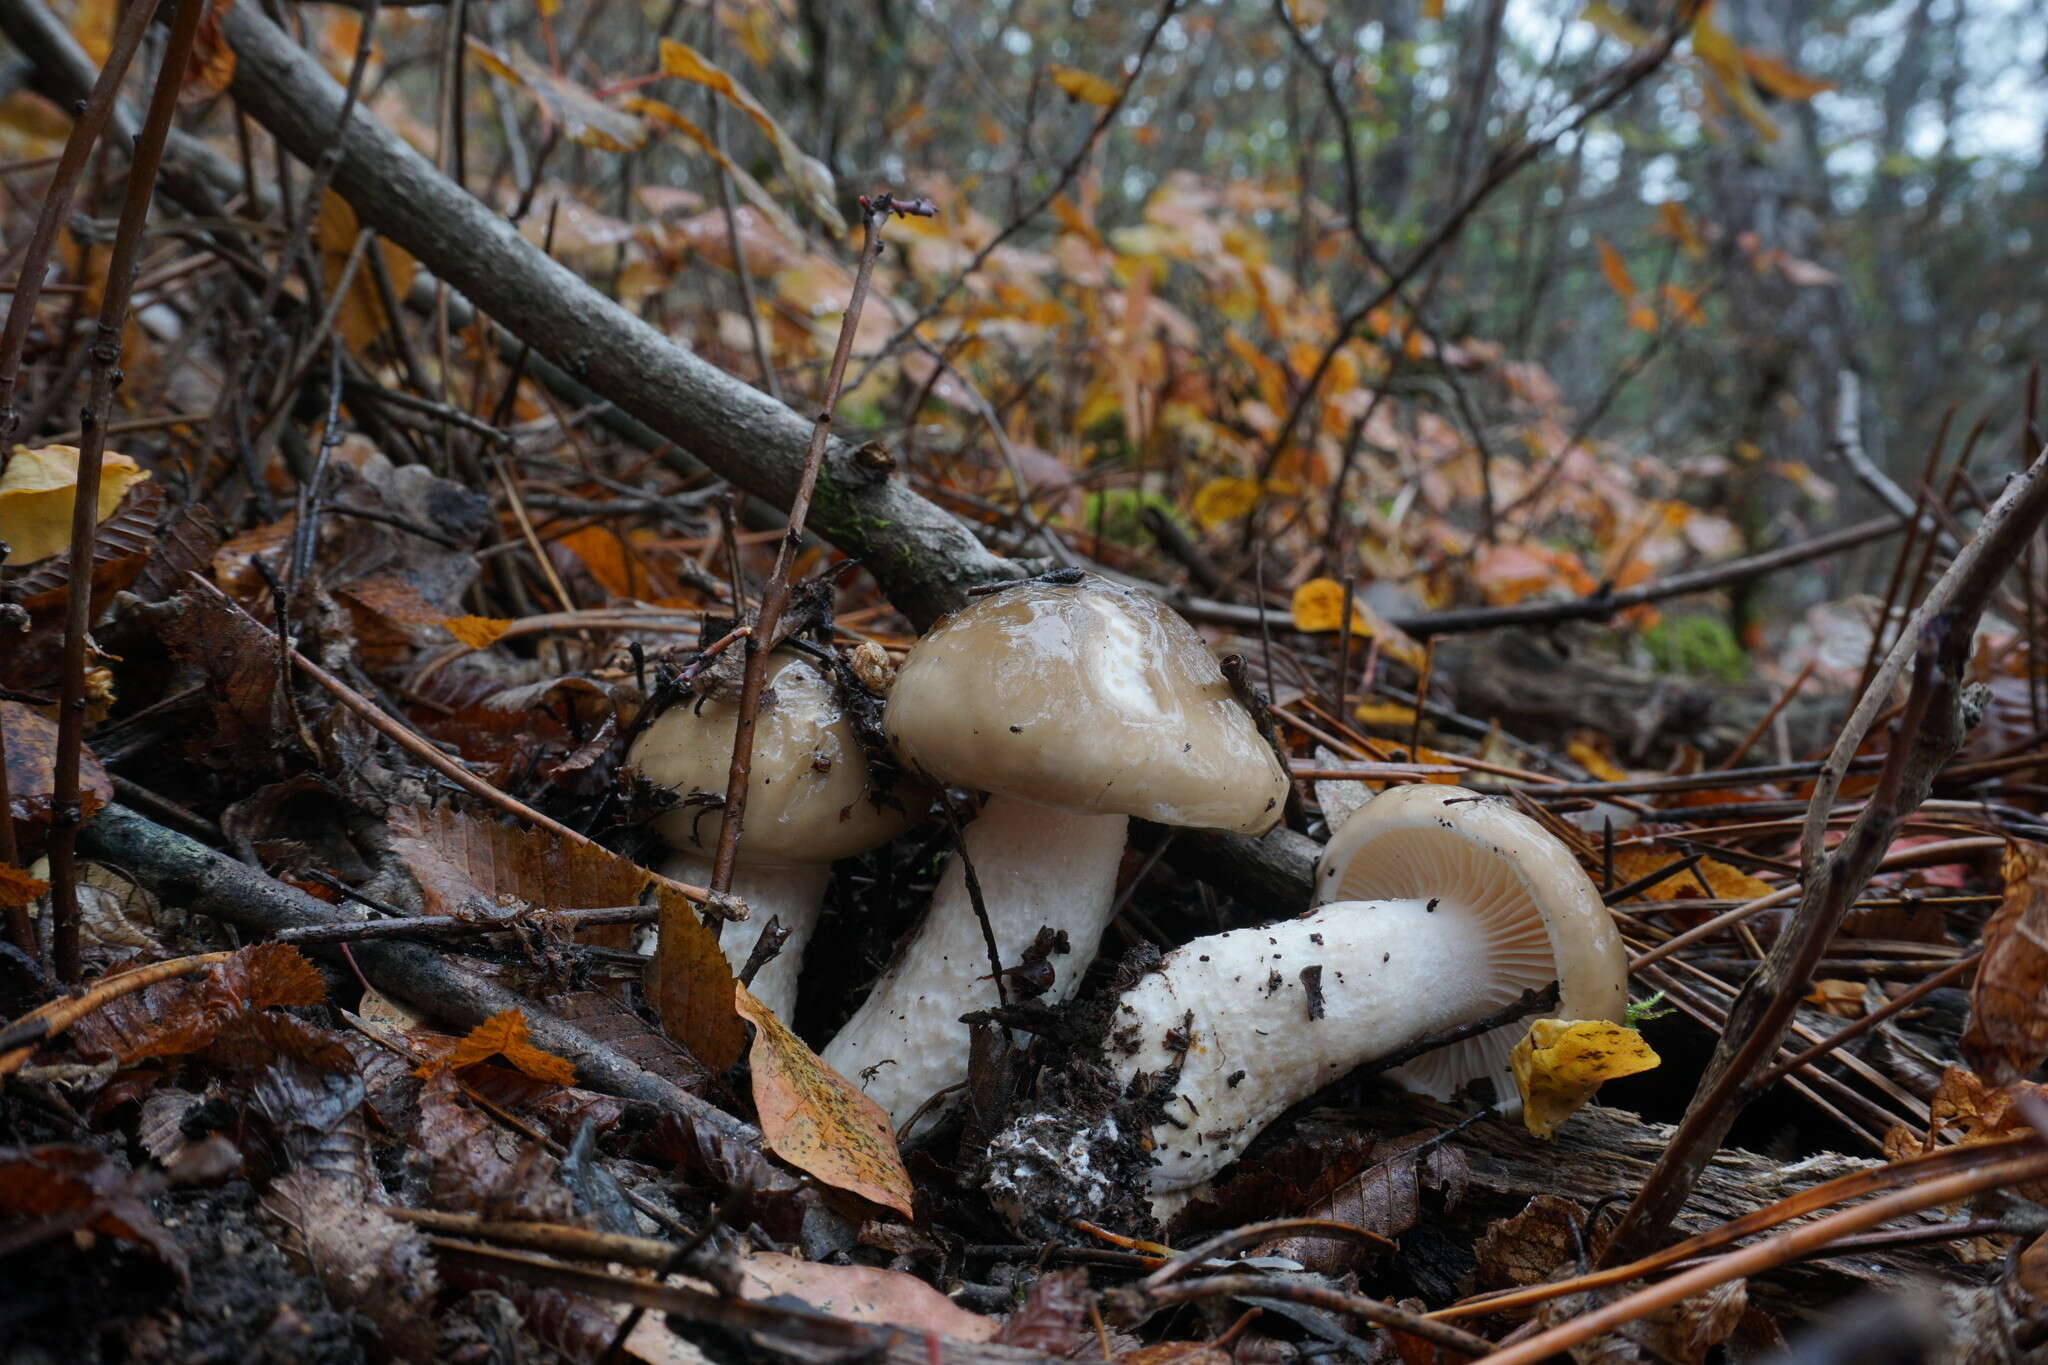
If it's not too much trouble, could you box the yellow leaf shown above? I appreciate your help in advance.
[444,616,513,650]
[0,445,150,566]
[1609,848,1773,902]
[1285,0,1327,24]
[658,39,842,232]
[1742,49,1831,101]
[467,39,646,152]
[1048,64,1120,107]
[534,0,559,15]
[1627,303,1659,332]
[1290,577,1426,670]
[1511,1018,1660,1139]
[736,986,914,1217]
[1566,739,1627,783]
[1422,0,1445,17]
[626,97,807,249]
[428,1008,578,1085]
[316,189,415,348]
[1190,476,1261,529]
[1595,237,1636,300]
[1691,11,1781,142]
[1580,1,1650,47]
[1353,700,1416,727]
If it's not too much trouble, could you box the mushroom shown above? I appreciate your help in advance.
[820,574,1288,1124]
[628,650,909,1019]
[1097,783,1628,1196]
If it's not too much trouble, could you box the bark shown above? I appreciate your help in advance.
[77,803,763,1151]
[218,0,1018,631]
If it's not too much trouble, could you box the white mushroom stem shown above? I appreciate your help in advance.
[1111,900,1504,1195]
[659,853,831,1021]
[822,795,1128,1123]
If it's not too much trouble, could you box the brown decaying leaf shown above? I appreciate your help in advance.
[734,985,914,1218]
[2,699,112,834]
[386,802,745,1068]
[416,1069,580,1223]
[467,39,646,152]
[316,189,416,347]
[0,1144,188,1274]
[736,1252,997,1340]
[68,942,325,1065]
[1474,1193,1582,1291]
[0,861,48,909]
[993,1267,1096,1356]
[1963,841,2048,1084]
[262,1170,441,1360]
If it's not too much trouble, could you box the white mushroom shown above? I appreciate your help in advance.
[821,574,1288,1124]
[628,650,909,1020]
[1103,783,1628,1196]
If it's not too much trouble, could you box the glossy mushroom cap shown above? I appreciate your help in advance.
[630,651,909,864]
[1312,784,1629,1104]
[883,575,1288,834]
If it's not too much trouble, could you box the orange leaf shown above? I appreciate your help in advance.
[0,863,47,910]
[1609,848,1772,902]
[1047,64,1120,107]
[1741,49,1831,101]
[736,986,914,1217]
[432,1009,577,1085]
[554,524,650,599]
[1595,237,1636,301]
[444,616,513,650]
[1652,201,1706,259]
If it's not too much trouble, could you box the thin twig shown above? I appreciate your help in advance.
[45,0,208,982]
[706,193,935,904]
[1603,441,2048,1263]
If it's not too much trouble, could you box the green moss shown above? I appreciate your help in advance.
[1640,614,1748,684]
[1080,487,1179,548]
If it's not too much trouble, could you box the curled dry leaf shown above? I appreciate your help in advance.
[67,943,325,1065]
[424,1009,578,1086]
[1249,1130,1469,1276]
[1962,840,2048,1084]
[1047,64,1120,107]
[0,444,150,566]
[1608,848,1772,902]
[1288,576,1426,670]
[467,39,647,152]
[734,984,914,1218]
[657,38,843,231]
[1510,1019,1661,1140]
[1475,1193,1582,1292]
[0,1144,187,1274]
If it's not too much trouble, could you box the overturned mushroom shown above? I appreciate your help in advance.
[996,784,1627,1206]
[628,651,909,1019]
[822,574,1288,1124]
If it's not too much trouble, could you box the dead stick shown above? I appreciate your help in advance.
[706,193,934,905]
[1485,1148,2048,1365]
[46,0,207,982]
[1603,441,2048,1263]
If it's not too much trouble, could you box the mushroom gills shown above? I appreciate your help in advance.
[1111,899,1510,1194]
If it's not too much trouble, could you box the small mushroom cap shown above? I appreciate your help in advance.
[884,575,1288,834]
[1312,784,1628,1105]
[629,652,911,864]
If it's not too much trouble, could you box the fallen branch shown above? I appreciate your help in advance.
[217,1,1016,630]
[75,803,762,1153]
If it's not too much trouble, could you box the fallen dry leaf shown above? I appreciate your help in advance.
[3,700,112,836]
[1289,576,1426,669]
[426,1009,578,1086]
[1963,840,2048,1084]
[0,444,149,566]
[735,985,914,1218]
[1510,1018,1661,1139]
[737,1252,995,1339]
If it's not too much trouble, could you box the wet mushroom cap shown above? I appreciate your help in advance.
[629,652,909,864]
[1312,783,1628,1101]
[883,576,1288,834]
